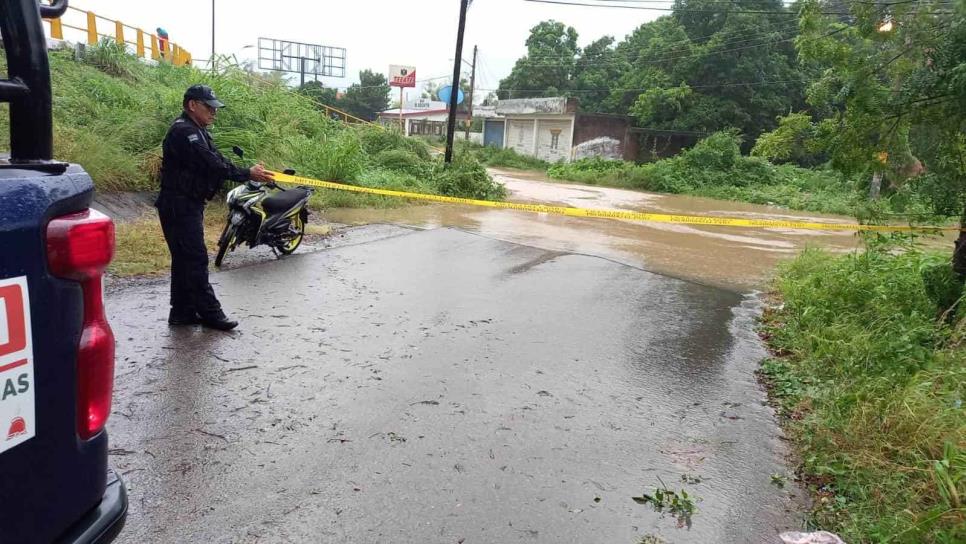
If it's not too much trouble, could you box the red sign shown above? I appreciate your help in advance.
[389,65,416,88]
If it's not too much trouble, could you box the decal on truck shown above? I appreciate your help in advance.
[0,276,34,453]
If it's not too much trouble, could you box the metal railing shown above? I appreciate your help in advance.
[44,4,192,66]
[321,104,379,128]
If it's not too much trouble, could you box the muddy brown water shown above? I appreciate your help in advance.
[322,169,876,293]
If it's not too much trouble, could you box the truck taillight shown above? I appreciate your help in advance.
[47,209,116,440]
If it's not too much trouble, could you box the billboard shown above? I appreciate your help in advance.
[389,65,416,88]
[258,37,346,79]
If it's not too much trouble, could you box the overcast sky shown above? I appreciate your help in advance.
[74,0,661,101]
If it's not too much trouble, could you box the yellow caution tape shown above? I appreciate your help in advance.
[271,171,956,233]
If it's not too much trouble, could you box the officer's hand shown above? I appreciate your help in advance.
[250,163,275,183]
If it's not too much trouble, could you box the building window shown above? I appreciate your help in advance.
[517,124,525,145]
[550,129,561,150]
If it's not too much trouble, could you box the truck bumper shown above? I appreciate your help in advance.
[55,469,128,544]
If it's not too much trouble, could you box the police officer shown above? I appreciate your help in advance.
[157,84,274,331]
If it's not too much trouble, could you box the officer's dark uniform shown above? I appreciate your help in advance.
[156,85,250,327]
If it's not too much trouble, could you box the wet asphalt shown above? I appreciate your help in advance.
[107,225,804,544]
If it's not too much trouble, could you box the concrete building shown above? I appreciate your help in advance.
[376,99,469,137]
[494,97,638,162]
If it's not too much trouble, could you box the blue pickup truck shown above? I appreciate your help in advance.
[0,1,127,542]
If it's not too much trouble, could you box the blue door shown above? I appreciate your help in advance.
[484,120,505,148]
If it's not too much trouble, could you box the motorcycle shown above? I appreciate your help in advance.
[214,146,313,267]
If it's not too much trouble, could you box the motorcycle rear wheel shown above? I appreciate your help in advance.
[277,210,306,255]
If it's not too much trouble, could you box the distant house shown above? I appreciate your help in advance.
[377,99,469,137]
[494,97,638,162]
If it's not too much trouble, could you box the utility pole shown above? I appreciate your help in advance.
[464,45,477,141]
[444,0,470,164]
[211,0,216,73]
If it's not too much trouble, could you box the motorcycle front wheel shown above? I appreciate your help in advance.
[215,222,238,268]
[277,210,306,256]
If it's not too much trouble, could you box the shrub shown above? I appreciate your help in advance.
[433,154,507,200]
[457,141,550,170]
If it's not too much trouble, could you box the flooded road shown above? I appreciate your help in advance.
[325,168,865,292]
[108,227,805,544]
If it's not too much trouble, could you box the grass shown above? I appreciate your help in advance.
[0,40,504,206]
[456,140,551,171]
[759,244,966,543]
[110,204,227,276]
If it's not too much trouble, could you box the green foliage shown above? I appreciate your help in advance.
[547,132,859,214]
[500,9,806,141]
[797,0,965,216]
[372,149,430,177]
[498,20,579,99]
[80,38,143,79]
[456,140,550,170]
[761,247,966,542]
[632,479,698,529]
[283,130,365,183]
[0,47,506,207]
[752,112,823,166]
[339,69,391,121]
[433,154,507,201]
[358,126,431,160]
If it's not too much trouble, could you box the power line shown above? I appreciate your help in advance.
[520,17,803,63]
[478,77,810,93]
[519,27,801,67]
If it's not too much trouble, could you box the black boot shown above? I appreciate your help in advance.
[168,308,201,326]
[200,312,238,331]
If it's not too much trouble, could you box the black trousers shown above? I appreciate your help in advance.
[156,193,223,319]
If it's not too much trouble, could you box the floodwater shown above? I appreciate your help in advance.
[108,227,806,543]
[325,168,869,292]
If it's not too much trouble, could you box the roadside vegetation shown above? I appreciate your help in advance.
[0,40,505,208]
[546,132,862,215]
[760,241,966,543]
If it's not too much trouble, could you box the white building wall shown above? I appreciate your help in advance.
[535,119,573,163]
[507,119,535,156]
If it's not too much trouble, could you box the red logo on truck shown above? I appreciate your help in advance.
[6,416,26,440]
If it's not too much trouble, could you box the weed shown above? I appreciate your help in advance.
[632,478,698,529]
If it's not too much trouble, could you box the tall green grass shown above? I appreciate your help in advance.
[0,41,504,205]
[761,245,966,543]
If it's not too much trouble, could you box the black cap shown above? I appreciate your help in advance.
[184,84,225,108]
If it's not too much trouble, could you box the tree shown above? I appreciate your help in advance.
[572,36,621,112]
[340,70,390,121]
[797,0,966,272]
[498,20,579,99]
[298,80,338,108]
[622,5,806,142]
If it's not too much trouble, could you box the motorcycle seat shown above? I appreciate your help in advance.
[261,187,309,215]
